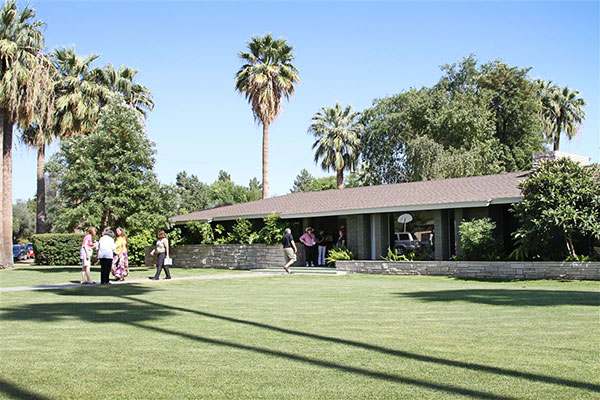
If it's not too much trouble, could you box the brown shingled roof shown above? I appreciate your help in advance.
[171,171,529,223]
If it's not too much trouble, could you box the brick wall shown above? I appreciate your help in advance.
[336,260,600,280]
[145,243,305,269]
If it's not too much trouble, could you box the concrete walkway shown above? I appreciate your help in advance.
[0,271,285,293]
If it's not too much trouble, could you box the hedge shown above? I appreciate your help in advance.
[32,234,85,266]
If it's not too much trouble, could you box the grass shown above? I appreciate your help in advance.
[0,261,244,288]
[0,268,598,399]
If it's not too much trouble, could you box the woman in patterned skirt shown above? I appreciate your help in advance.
[111,227,129,281]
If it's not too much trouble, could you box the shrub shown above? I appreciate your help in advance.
[229,218,259,244]
[458,218,502,261]
[512,159,600,260]
[258,213,286,245]
[382,247,429,261]
[186,221,214,244]
[128,230,155,266]
[32,234,85,266]
[325,246,355,263]
[382,247,403,261]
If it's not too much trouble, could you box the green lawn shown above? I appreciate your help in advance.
[0,269,598,399]
[1,262,245,288]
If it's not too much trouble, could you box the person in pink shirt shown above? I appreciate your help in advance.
[80,227,97,284]
[299,227,317,267]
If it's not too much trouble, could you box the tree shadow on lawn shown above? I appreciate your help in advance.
[0,294,518,400]
[395,289,599,307]
[3,285,598,399]
[120,296,600,394]
[0,377,51,400]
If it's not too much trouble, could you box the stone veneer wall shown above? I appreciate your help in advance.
[336,260,600,280]
[145,244,304,269]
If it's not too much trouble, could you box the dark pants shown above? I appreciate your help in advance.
[304,245,316,266]
[100,258,112,284]
[153,252,171,279]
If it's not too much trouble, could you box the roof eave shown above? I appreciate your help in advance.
[171,196,523,224]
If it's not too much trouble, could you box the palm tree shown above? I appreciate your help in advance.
[235,34,299,199]
[21,47,104,233]
[538,81,586,151]
[91,64,154,120]
[308,102,362,189]
[0,0,54,267]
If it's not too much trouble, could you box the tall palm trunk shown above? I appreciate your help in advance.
[36,144,47,233]
[2,109,13,268]
[0,109,4,267]
[553,128,561,151]
[262,123,269,199]
[336,169,344,190]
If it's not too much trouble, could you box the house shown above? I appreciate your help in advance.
[171,170,530,261]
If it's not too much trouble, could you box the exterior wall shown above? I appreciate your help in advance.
[145,244,301,269]
[336,260,600,280]
[433,210,445,261]
[347,214,371,259]
[372,213,390,260]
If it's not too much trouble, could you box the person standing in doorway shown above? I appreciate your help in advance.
[281,228,296,274]
[316,229,327,266]
[299,227,317,267]
[337,229,347,247]
[150,230,171,280]
[97,229,116,285]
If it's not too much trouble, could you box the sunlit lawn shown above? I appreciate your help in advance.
[0,270,598,399]
[0,262,244,288]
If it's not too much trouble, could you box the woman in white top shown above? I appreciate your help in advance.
[97,229,117,285]
[150,230,171,280]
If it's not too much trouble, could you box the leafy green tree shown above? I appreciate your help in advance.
[175,171,210,214]
[360,55,546,184]
[0,0,54,267]
[309,102,362,189]
[235,34,299,199]
[208,170,261,205]
[291,169,361,192]
[46,97,172,234]
[537,82,586,151]
[247,177,262,200]
[290,169,337,192]
[512,159,600,259]
[12,199,35,241]
[477,59,544,170]
[290,169,314,192]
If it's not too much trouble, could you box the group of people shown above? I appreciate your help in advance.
[79,227,171,285]
[281,226,347,272]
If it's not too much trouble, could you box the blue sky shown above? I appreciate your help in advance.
[12,0,600,202]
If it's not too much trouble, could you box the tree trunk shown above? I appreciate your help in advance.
[336,169,344,189]
[553,120,561,151]
[36,144,47,233]
[565,233,576,258]
[2,110,13,268]
[262,123,269,199]
[0,109,4,268]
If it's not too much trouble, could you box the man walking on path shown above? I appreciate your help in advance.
[282,228,297,274]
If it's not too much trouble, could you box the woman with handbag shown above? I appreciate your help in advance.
[150,230,171,280]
